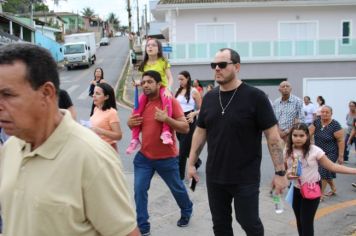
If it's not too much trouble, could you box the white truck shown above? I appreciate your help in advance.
[63,32,96,70]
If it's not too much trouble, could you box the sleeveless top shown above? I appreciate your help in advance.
[176,88,197,112]
[89,78,103,96]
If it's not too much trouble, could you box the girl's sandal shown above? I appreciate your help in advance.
[324,191,336,197]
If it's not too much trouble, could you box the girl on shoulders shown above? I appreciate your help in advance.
[126,38,174,154]
[285,123,356,236]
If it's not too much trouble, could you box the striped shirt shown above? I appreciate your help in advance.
[273,94,304,130]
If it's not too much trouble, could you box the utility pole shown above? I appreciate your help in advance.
[136,0,139,35]
[30,0,34,27]
[144,4,148,37]
[127,0,133,49]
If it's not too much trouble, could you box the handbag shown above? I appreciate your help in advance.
[299,181,321,200]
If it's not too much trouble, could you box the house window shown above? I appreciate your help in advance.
[279,22,317,40]
[196,24,235,42]
[342,21,351,45]
[279,22,317,56]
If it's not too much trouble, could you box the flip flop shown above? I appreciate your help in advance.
[324,191,336,197]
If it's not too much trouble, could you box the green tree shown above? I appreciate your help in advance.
[107,12,120,31]
[3,0,34,13]
[3,0,63,14]
[34,2,49,12]
[81,7,95,17]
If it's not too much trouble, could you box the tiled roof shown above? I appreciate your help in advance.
[158,0,305,4]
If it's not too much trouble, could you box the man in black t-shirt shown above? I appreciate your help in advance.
[187,48,288,236]
[59,89,77,120]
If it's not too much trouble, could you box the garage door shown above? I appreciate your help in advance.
[303,77,356,127]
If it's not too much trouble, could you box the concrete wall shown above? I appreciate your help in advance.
[170,61,356,101]
[171,5,356,42]
[35,31,64,62]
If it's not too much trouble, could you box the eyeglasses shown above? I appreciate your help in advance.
[210,62,235,69]
[146,44,158,47]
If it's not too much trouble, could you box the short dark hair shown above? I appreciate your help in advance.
[95,83,117,111]
[0,43,59,93]
[142,70,162,83]
[219,48,241,64]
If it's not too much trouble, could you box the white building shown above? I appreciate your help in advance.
[151,0,356,125]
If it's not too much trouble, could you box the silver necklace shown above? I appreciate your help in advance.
[320,121,330,131]
[219,87,238,115]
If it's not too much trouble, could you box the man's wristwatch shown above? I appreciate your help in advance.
[275,170,286,176]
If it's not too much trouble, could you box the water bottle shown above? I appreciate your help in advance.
[272,192,284,214]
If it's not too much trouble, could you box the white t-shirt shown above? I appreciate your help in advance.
[303,103,316,124]
[315,105,323,117]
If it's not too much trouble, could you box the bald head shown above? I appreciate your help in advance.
[278,81,292,98]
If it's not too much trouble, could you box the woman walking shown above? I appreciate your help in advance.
[89,67,105,116]
[175,71,202,179]
[303,96,316,126]
[309,105,344,200]
[315,96,325,118]
[90,83,122,151]
[344,101,356,162]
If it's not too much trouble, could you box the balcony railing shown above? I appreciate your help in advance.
[169,38,356,63]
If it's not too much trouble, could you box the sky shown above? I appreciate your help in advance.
[45,0,149,27]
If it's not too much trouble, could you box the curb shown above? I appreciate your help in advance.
[115,54,134,110]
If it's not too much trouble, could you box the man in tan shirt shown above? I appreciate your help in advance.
[0,43,140,236]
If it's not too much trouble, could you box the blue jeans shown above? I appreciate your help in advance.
[134,152,193,233]
[206,180,264,236]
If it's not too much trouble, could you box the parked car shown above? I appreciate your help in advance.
[99,37,110,46]
[114,32,123,37]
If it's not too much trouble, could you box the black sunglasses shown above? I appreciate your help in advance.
[210,62,235,69]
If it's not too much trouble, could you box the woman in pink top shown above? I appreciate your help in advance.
[285,123,356,236]
[90,83,122,151]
